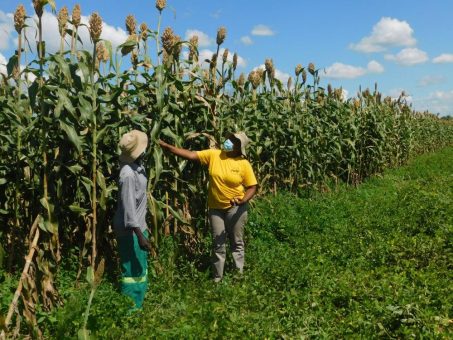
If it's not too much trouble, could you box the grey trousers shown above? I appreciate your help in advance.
[209,204,248,279]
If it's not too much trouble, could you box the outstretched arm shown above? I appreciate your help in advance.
[159,140,199,161]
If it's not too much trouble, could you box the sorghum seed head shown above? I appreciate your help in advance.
[14,5,26,34]
[96,41,105,61]
[125,14,136,35]
[172,35,182,60]
[265,58,274,74]
[222,49,229,64]
[190,35,199,49]
[102,46,110,63]
[89,12,103,42]
[72,4,81,27]
[327,84,333,96]
[58,6,69,37]
[248,70,261,89]
[287,76,292,90]
[308,62,315,75]
[210,53,217,70]
[238,73,245,87]
[189,35,198,61]
[33,0,43,18]
[131,50,138,69]
[140,22,148,41]
[256,68,264,81]
[216,26,226,45]
[233,53,238,70]
[295,64,302,77]
[302,69,307,83]
[161,27,175,54]
[156,0,166,12]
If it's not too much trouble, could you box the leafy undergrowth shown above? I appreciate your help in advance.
[41,147,452,338]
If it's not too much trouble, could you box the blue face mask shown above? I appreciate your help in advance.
[223,139,234,151]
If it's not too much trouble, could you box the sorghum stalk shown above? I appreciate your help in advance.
[89,11,103,267]
[58,6,68,54]
[71,4,81,56]
[155,1,166,65]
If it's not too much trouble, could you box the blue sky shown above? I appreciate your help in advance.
[1,0,453,116]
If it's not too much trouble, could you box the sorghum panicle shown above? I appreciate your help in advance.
[308,62,315,75]
[233,53,238,70]
[58,6,69,37]
[222,49,229,64]
[216,27,226,46]
[238,73,245,87]
[161,27,175,54]
[172,35,182,60]
[33,0,43,18]
[287,76,292,90]
[295,64,302,77]
[156,0,167,12]
[89,12,103,42]
[140,22,148,41]
[14,5,26,34]
[125,14,136,35]
[72,4,81,28]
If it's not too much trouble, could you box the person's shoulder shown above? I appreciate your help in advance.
[119,164,135,177]
[198,148,221,156]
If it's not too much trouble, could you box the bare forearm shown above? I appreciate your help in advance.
[159,140,198,161]
[241,185,257,204]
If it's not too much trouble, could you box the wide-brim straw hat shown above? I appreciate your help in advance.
[119,130,148,163]
[227,131,250,156]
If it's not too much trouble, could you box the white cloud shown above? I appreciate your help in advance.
[342,88,349,100]
[0,10,14,51]
[412,90,453,116]
[384,48,428,66]
[324,62,366,79]
[324,60,384,79]
[240,36,253,45]
[210,10,222,19]
[350,17,416,53]
[367,60,384,73]
[418,75,446,86]
[0,52,7,75]
[185,29,213,47]
[251,25,275,36]
[432,53,453,64]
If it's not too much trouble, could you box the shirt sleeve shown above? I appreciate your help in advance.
[242,161,258,187]
[196,149,213,166]
[120,174,138,229]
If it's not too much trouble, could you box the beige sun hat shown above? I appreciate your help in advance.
[119,130,148,163]
[228,131,250,156]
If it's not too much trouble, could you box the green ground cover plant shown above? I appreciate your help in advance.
[28,146,453,339]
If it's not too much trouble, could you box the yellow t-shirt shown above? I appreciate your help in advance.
[197,149,257,209]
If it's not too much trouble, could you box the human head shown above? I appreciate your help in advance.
[119,130,148,164]
[226,132,250,156]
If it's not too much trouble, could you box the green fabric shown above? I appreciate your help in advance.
[118,230,149,308]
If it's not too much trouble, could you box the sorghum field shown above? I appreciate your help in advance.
[1,1,452,338]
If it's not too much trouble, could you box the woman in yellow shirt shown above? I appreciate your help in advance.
[159,132,257,282]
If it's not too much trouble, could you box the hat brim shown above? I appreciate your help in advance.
[119,132,148,163]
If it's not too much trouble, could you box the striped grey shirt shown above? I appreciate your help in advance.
[113,163,148,236]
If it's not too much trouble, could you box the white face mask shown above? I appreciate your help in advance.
[223,139,234,151]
